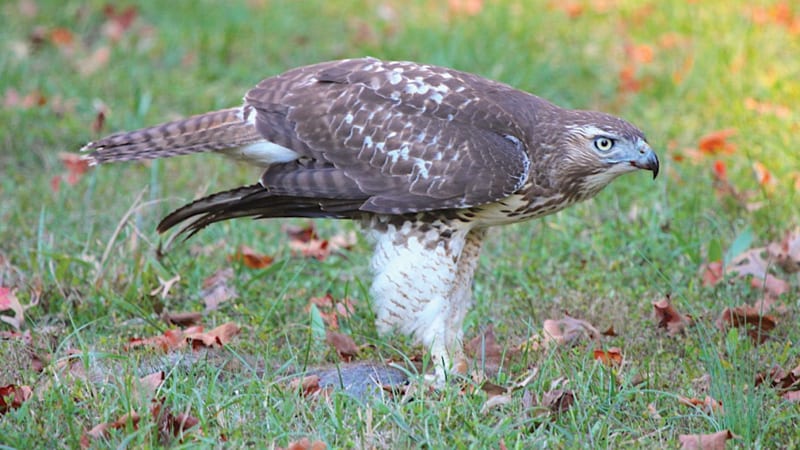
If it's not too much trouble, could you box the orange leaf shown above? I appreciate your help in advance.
[230,245,274,269]
[58,152,91,186]
[712,160,727,181]
[698,129,737,155]
[593,347,623,367]
[751,161,776,190]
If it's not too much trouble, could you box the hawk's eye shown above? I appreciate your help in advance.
[594,137,614,152]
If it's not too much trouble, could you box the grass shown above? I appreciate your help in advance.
[1,0,799,448]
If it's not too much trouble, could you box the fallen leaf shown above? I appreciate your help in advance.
[325,330,359,362]
[0,384,33,415]
[102,5,139,41]
[593,347,623,367]
[161,311,202,327]
[280,437,328,450]
[150,398,200,444]
[91,100,107,134]
[716,305,776,343]
[283,223,317,242]
[135,371,165,400]
[751,161,776,191]
[187,322,240,350]
[698,129,737,155]
[600,325,618,337]
[465,324,505,373]
[480,393,512,413]
[652,295,693,336]
[678,395,724,414]
[678,430,736,450]
[782,390,800,402]
[49,27,74,50]
[58,152,91,186]
[700,261,724,286]
[542,315,600,347]
[289,375,323,397]
[448,0,484,16]
[76,46,111,76]
[744,97,791,119]
[767,228,800,273]
[201,268,237,312]
[124,328,187,352]
[229,245,274,269]
[305,294,357,330]
[541,389,575,414]
[0,286,37,331]
[82,411,141,448]
[149,274,181,300]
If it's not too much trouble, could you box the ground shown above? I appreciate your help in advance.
[0,0,799,448]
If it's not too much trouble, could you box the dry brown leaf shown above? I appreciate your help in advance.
[701,261,724,286]
[593,347,623,367]
[480,393,512,413]
[150,398,201,444]
[600,325,618,337]
[698,129,737,155]
[653,295,693,336]
[678,430,736,450]
[149,274,181,300]
[229,245,274,269]
[58,152,91,186]
[289,375,324,397]
[767,228,800,273]
[325,330,359,362]
[81,411,141,448]
[465,324,504,373]
[781,390,800,402]
[678,395,724,414]
[542,315,600,347]
[161,311,202,327]
[306,294,357,330]
[0,384,32,415]
[201,268,237,312]
[187,322,240,350]
[716,305,776,343]
[124,328,188,352]
[541,389,575,414]
[280,437,328,450]
[135,371,165,400]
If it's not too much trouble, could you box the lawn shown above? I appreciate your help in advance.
[1,0,799,448]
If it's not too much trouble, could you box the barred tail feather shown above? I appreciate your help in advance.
[157,184,364,252]
[81,108,262,164]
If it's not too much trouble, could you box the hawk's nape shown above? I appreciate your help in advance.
[82,57,658,383]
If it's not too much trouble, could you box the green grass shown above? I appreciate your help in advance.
[1,0,799,448]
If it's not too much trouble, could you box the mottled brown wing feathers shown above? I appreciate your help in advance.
[82,108,262,164]
[245,58,532,214]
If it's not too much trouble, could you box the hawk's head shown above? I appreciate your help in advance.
[557,110,659,199]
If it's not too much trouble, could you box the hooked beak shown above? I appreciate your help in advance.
[632,142,659,179]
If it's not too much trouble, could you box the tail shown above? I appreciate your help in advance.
[157,184,364,251]
[81,107,263,164]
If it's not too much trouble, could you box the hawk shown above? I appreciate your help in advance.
[82,58,659,382]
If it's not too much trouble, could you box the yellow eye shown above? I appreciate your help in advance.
[594,137,614,151]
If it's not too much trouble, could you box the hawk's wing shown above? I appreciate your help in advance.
[245,58,532,214]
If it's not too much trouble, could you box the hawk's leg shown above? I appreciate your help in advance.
[368,219,485,382]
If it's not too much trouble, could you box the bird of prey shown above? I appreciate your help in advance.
[82,57,659,382]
